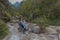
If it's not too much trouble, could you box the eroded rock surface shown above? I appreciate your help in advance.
[3,22,60,40]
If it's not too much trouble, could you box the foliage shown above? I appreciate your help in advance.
[0,1,12,22]
[0,0,60,37]
[0,19,9,40]
[19,0,60,26]
[0,0,10,40]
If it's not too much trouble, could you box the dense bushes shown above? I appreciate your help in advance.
[0,0,12,22]
[0,0,10,40]
[0,19,9,40]
[19,0,60,26]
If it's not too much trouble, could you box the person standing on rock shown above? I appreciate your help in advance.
[18,15,27,33]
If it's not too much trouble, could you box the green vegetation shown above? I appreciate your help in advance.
[0,0,60,39]
[19,0,60,26]
[0,19,9,40]
[18,0,60,32]
[0,0,10,40]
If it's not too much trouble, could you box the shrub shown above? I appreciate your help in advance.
[31,17,49,33]
[0,19,9,40]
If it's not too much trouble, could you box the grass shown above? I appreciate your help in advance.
[48,18,60,26]
[30,17,60,33]
[0,19,9,40]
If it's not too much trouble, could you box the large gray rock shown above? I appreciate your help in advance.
[25,23,40,34]
[32,25,40,34]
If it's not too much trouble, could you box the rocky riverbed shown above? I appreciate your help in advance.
[3,22,60,40]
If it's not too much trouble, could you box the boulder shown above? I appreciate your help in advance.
[32,26,40,34]
[25,23,40,34]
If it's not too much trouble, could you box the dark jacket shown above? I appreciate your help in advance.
[18,21,27,31]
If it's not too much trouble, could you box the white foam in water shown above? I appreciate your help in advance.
[9,35,20,40]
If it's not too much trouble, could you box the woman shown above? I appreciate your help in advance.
[18,15,27,32]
